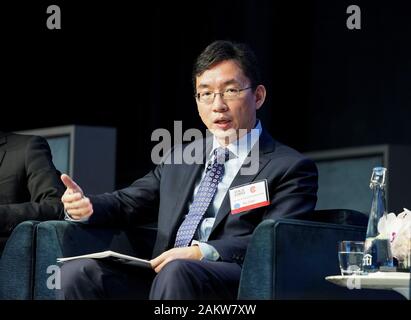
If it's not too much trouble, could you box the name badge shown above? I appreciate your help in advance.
[229,179,270,214]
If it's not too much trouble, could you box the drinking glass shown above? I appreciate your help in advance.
[338,241,365,275]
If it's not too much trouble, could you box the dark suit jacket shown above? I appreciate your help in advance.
[89,129,318,264]
[0,132,65,241]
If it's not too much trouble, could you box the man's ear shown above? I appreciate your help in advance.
[254,85,266,110]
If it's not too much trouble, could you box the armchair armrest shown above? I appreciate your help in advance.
[34,220,157,299]
[238,216,404,300]
[0,221,40,299]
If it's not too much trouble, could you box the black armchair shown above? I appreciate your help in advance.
[0,221,157,299]
[238,209,403,299]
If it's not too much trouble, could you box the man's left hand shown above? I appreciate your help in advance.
[150,246,203,273]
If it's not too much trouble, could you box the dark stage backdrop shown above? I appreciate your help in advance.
[1,0,410,188]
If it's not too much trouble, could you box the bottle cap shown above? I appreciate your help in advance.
[369,167,387,188]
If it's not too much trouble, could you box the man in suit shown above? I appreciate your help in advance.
[59,40,318,299]
[0,132,65,252]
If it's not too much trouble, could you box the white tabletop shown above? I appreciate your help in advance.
[325,272,410,299]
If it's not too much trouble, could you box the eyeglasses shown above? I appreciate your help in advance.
[195,87,252,104]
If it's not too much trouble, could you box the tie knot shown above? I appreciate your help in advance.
[214,147,229,164]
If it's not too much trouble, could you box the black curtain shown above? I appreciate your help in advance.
[2,0,410,188]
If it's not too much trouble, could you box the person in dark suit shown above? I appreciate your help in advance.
[59,40,318,300]
[0,132,65,251]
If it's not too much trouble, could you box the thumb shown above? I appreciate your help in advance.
[61,174,83,194]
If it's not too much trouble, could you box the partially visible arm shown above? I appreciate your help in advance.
[87,164,162,227]
[262,157,318,220]
[0,136,65,234]
[61,147,167,228]
[208,157,318,263]
[62,165,163,228]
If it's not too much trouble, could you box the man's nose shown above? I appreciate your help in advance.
[212,93,228,112]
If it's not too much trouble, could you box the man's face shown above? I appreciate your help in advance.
[195,60,265,145]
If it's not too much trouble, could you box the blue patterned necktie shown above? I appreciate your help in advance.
[174,147,229,248]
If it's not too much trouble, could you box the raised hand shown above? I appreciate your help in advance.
[61,174,93,220]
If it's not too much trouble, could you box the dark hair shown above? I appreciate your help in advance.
[192,40,261,90]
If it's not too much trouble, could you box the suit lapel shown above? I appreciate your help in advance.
[211,130,275,234]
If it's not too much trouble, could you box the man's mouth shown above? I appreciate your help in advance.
[214,119,232,130]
